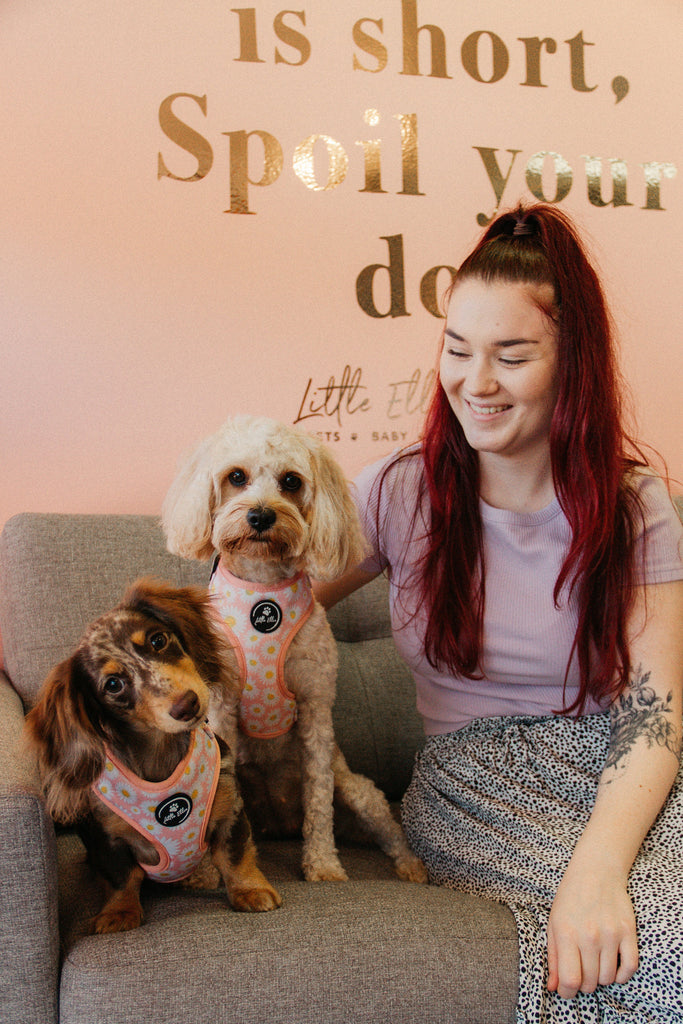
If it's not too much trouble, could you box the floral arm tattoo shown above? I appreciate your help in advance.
[605,665,682,775]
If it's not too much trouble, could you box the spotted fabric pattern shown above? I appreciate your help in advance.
[92,723,221,882]
[402,714,683,1023]
[210,563,314,738]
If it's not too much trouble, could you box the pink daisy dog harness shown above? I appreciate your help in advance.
[92,723,220,882]
[209,562,314,738]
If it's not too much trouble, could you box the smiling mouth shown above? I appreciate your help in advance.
[466,400,512,416]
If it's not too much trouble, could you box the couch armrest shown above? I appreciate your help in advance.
[0,672,59,1024]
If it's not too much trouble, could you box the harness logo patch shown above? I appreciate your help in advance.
[250,600,282,634]
[155,793,193,827]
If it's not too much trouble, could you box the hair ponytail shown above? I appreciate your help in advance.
[419,203,645,711]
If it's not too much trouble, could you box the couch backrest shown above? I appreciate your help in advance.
[0,513,210,705]
[326,576,424,799]
[0,512,424,800]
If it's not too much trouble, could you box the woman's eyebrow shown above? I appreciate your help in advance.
[444,327,539,348]
[496,338,540,348]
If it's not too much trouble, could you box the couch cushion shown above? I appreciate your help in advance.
[57,832,518,1024]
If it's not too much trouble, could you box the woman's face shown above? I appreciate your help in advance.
[440,277,560,464]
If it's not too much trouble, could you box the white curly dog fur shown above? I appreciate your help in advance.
[162,416,427,884]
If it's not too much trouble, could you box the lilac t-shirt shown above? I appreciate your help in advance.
[354,448,683,735]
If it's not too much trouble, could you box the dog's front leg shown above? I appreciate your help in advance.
[207,775,282,912]
[78,815,147,932]
[297,702,348,881]
[95,866,147,933]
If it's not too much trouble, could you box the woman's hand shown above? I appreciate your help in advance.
[547,579,682,1001]
[547,851,639,999]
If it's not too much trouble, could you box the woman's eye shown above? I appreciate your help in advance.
[281,473,303,492]
[500,358,526,367]
[149,631,169,652]
[227,469,247,487]
[446,348,470,360]
[104,675,125,695]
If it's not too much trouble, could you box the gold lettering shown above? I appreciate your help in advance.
[386,368,435,419]
[352,18,388,73]
[400,0,450,78]
[582,156,632,208]
[274,10,310,66]
[640,162,677,210]
[222,130,283,214]
[526,151,573,204]
[474,147,522,226]
[356,235,410,319]
[395,113,425,196]
[231,8,265,63]
[420,265,457,318]
[157,93,213,182]
[565,32,597,92]
[356,110,387,194]
[293,135,348,191]
[518,36,557,88]
[461,31,509,84]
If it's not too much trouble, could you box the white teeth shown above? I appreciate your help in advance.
[468,402,510,415]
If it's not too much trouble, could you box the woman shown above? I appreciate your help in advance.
[315,204,683,1022]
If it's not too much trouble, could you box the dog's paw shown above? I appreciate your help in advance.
[182,858,222,890]
[394,854,429,884]
[229,884,282,913]
[303,856,348,882]
[93,904,144,933]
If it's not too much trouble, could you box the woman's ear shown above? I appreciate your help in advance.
[300,435,368,581]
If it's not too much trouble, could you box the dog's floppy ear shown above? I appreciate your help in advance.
[24,654,107,824]
[123,578,229,687]
[162,434,219,562]
[300,435,369,581]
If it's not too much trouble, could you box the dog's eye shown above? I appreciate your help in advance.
[227,469,247,487]
[103,675,126,695]
[281,472,302,492]
[149,631,169,653]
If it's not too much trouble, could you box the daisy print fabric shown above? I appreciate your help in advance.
[92,723,221,882]
[210,564,314,738]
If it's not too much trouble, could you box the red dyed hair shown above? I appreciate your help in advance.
[418,203,646,713]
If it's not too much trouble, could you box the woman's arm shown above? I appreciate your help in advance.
[312,566,381,610]
[547,578,683,1000]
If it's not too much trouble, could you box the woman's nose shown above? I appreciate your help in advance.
[466,358,498,395]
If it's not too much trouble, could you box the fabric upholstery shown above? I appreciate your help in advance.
[0,673,60,1024]
[0,512,521,1024]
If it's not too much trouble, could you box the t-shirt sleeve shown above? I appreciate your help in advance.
[352,446,426,578]
[632,473,683,584]
[352,455,392,575]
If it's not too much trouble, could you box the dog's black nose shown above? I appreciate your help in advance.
[247,506,276,533]
[169,690,201,722]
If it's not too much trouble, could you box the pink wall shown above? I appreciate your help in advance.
[1,0,681,549]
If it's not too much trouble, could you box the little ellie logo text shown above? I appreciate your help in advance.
[294,364,434,446]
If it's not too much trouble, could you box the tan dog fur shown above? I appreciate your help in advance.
[162,416,427,883]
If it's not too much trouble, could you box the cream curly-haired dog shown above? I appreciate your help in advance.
[162,416,427,883]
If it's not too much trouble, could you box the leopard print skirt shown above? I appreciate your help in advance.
[401,714,683,1023]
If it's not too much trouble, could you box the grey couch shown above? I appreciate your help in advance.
[0,512,518,1024]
